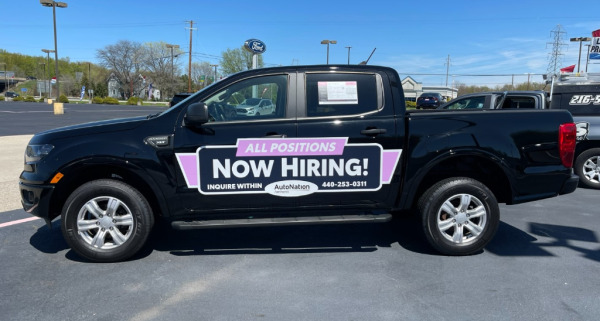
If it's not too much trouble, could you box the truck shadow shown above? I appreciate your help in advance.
[487,222,600,262]
[28,215,600,263]
[145,213,437,257]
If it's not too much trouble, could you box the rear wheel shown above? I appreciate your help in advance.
[61,179,154,262]
[418,177,499,255]
[574,148,600,189]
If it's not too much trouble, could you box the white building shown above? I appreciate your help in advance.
[401,76,458,102]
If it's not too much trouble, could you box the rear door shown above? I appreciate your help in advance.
[293,70,402,208]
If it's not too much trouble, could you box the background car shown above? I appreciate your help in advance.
[416,92,444,109]
[169,92,193,107]
[235,98,275,116]
[4,92,20,98]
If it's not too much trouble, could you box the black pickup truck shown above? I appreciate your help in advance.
[549,74,600,189]
[19,65,579,262]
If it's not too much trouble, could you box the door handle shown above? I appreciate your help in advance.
[264,133,287,138]
[361,128,387,136]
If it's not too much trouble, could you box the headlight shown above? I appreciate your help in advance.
[25,144,54,163]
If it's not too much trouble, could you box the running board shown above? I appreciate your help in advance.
[171,214,392,230]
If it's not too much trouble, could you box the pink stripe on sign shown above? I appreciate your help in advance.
[0,216,41,228]
[236,137,347,157]
[176,153,199,187]
[381,150,402,184]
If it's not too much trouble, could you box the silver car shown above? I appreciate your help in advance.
[235,98,275,116]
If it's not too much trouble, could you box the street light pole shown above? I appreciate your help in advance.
[321,40,337,64]
[585,44,591,73]
[39,63,46,96]
[570,37,592,73]
[41,49,54,97]
[40,1,67,99]
[0,63,6,94]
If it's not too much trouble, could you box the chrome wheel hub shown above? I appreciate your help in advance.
[76,196,134,249]
[583,156,600,183]
[437,194,487,244]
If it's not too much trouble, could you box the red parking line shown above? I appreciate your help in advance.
[0,217,41,228]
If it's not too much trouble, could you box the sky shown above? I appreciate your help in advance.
[2,0,600,87]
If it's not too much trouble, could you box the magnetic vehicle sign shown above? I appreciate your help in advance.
[176,138,402,197]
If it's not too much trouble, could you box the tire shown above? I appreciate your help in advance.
[61,179,154,262]
[418,177,499,255]
[574,148,600,189]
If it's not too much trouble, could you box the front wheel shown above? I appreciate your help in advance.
[61,179,154,262]
[574,148,600,189]
[418,177,499,255]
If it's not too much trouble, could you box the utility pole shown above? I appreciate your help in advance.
[345,46,351,65]
[445,54,451,87]
[185,21,196,92]
[210,64,218,84]
[166,43,179,98]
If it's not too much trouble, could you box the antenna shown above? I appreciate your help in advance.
[359,48,376,65]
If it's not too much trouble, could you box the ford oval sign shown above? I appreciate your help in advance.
[244,39,267,54]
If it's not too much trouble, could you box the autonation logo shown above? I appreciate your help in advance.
[265,180,318,197]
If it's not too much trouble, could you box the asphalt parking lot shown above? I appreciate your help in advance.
[1,101,599,321]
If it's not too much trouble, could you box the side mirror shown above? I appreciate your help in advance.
[185,102,209,126]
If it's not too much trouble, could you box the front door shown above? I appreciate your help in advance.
[173,73,298,213]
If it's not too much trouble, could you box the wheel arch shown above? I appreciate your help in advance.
[48,158,169,222]
[399,151,513,210]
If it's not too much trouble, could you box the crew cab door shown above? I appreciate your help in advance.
[172,73,298,212]
[294,71,403,208]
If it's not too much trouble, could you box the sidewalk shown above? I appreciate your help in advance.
[0,135,32,212]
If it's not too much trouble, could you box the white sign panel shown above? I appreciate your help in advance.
[317,81,358,105]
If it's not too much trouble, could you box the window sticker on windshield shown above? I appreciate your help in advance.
[317,81,358,105]
[176,138,402,197]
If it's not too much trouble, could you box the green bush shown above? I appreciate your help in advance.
[406,101,416,109]
[92,97,104,104]
[103,97,120,105]
[38,97,45,103]
[58,94,69,103]
[127,96,142,105]
[0,96,4,101]
[24,96,36,102]
[13,96,24,102]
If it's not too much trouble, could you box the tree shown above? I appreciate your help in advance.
[220,46,264,75]
[190,61,215,89]
[96,40,143,98]
[139,41,183,99]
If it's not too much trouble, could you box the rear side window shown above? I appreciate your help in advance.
[501,96,536,109]
[306,73,382,117]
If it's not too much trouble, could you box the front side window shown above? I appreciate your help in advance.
[203,75,287,122]
[444,96,485,109]
[306,73,381,117]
